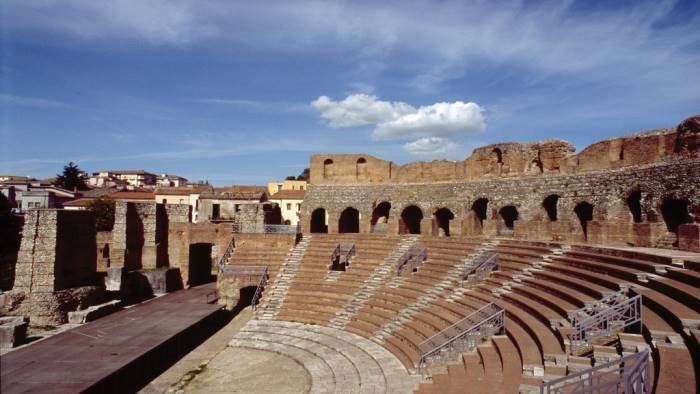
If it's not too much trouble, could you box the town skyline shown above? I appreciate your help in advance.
[2,1,699,184]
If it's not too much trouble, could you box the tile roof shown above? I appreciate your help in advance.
[109,191,155,201]
[270,189,306,199]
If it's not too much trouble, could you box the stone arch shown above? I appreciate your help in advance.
[543,195,560,222]
[356,157,368,180]
[499,205,519,229]
[471,198,489,227]
[338,207,360,233]
[323,159,334,179]
[660,198,690,233]
[310,208,328,233]
[371,201,391,227]
[626,189,643,223]
[574,201,594,240]
[434,207,454,236]
[492,148,503,164]
[400,205,423,234]
[531,158,544,173]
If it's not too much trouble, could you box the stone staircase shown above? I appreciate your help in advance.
[371,239,499,344]
[490,244,571,298]
[328,236,419,330]
[255,235,312,320]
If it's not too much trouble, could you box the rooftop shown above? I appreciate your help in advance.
[270,189,306,200]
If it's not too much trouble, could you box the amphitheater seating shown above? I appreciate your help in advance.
[236,233,700,393]
[227,237,292,283]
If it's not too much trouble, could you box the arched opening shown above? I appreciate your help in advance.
[543,195,560,221]
[310,208,328,233]
[499,206,519,229]
[492,148,503,164]
[574,202,594,240]
[532,159,543,173]
[371,201,391,233]
[434,208,454,236]
[400,205,423,234]
[627,191,643,223]
[356,157,367,180]
[323,159,334,179]
[338,207,360,233]
[471,198,488,227]
[189,243,213,286]
[661,198,689,233]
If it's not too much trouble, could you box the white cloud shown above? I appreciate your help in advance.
[311,94,414,128]
[374,101,485,140]
[311,94,485,140]
[403,137,458,158]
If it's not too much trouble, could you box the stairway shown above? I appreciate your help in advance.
[490,244,570,297]
[371,239,499,344]
[327,235,419,330]
[255,235,312,320]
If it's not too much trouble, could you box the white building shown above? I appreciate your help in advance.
[269,189,305,225]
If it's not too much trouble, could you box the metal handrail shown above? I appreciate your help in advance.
[567,288,643,353]
[462,251,498,283]
[417,303,505,374]
[216,237,236,272]
[330,243,356,269]
[540,351,650,393]
[396,246,427,275]
[218,265,269,276]
[250,267,269,310]
[232,223,300,234]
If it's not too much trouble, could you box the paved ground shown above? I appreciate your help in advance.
[184,347,311,393]
[0,283,223,393]
[141,306,255,393]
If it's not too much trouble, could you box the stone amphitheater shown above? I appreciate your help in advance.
[2,116,699,394]
[218,116,700,394]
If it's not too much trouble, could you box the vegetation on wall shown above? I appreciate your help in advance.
[88,197,115,231]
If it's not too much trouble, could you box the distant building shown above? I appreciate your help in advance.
[156,174,188,187]
[0,175,30,183]
[269,189,305,225]
[89,170,156,188]
[267,180,307,196]
[155,185,212,223]
[6,185,77,212]
[198,185,270,222]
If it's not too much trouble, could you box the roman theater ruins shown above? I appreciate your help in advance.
[2,115,700,393]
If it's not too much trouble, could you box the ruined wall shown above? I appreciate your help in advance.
[301,158,700,250]
[9,209,101,326]
[110,202,159,270]
[96,231,112,272]
[310,119,698,185]
[164,204,191,284]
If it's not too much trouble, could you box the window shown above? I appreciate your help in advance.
[235,204,240,212]
[162,199,167,204]
[286,203,292,210]
[300,186,304,190]
[297,203,301,210]
[277,185,282,191]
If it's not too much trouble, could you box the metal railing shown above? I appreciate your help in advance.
[540,351,650,394]
[462,251,498,285]
[250,268,269,310]
[417,303,505,375]
[216,237,236,273]
[330,243,356,269]
[567,288,643,354]
[231,223,301,234]
[396,246,427,275]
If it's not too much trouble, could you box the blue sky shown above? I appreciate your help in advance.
[1,0,699,185]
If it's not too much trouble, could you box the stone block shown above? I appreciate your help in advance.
[0,316,28,348]
[105,267,125,291]
[678,223,700,252]
[68,300,122,324]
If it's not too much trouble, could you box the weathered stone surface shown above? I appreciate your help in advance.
[67,300,122,324]
[0,316,28,348]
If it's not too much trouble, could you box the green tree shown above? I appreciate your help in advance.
[296,168,310,181]
[285,175,297,180]
[55,162,88,191]
[88,197,115,231]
